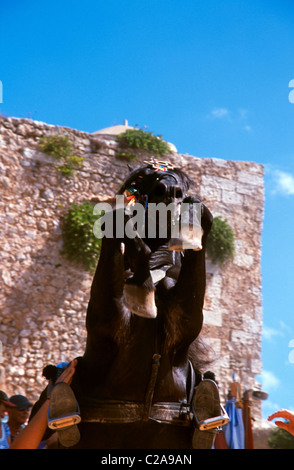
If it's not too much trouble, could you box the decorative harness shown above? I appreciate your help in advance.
[80,359,196,427]
[80,294,196,427]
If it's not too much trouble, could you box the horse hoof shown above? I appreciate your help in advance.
[168,237,202,251]
[123,284,157,318]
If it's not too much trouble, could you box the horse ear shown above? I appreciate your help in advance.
[127,164,134,172]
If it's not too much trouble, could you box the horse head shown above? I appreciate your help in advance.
[119,160,192,204]
[117,160,204,253]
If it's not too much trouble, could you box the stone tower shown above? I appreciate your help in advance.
[0,117,264,420]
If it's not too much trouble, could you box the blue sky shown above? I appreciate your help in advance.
[1,0,294,419]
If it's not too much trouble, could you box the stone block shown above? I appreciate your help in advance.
[237,171,264,187]
[203,309,222,327]
[221,189,243,205]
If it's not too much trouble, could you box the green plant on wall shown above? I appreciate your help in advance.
[39,134,83,177]
[115,151,138,162]
[268,428,294,449]
[61,202,102,271]
[116,128,171,158]
[206,216,235,266]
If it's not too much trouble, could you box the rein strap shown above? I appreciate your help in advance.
[142,353,161,422]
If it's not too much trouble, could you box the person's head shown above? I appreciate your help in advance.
[7,394,32,425]
[0,390,16,419]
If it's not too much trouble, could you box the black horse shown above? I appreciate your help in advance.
[32,160,213,449]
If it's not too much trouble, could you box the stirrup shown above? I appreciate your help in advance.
[193,404,229,431]
[48,407,81,430]
[47,381,81,447]
[192,379,229,431]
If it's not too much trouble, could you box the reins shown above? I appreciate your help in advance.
[142,353,161,422]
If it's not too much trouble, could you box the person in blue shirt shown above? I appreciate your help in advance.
[10,359,77,449]
[0,391,16,449]
[6,394,32,443]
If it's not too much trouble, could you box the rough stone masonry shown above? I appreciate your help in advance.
[0,116,264,421]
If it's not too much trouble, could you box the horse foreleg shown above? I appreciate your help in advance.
[123,230,157,319]
[89,207,157,322]
[86,236,126,328]
[165,200,213,351]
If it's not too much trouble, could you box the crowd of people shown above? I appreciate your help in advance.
[1,357,294,449]
[0,391,32,448]
[0,359,77,449]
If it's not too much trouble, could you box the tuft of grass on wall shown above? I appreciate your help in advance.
[115,128,171,158]
[39,134,83,177]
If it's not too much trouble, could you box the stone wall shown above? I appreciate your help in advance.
[0,116,264,419]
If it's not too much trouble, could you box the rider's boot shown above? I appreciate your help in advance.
[192,377,225,449]
[47,382,81,448]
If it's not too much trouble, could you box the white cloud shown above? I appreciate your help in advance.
[206,107,252,131]
[238,108,249,119]
[273,170,294,196]
[279,320,294,335]
[209,108,230,119]
[263,325,283,342]
[265,165,294,197]
[244,125,252,132]
[262,399,282,416]
[262,399,294,419]
[259,370,280,391]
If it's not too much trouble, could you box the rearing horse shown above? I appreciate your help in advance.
[33,160,213,449]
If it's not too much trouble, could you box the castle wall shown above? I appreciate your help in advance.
[0,116,264,416]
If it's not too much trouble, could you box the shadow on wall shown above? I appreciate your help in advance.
[3,235,93,324]
[1,234,94,395]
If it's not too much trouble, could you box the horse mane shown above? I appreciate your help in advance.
[118,164,195,196]
[188,336,213,376]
